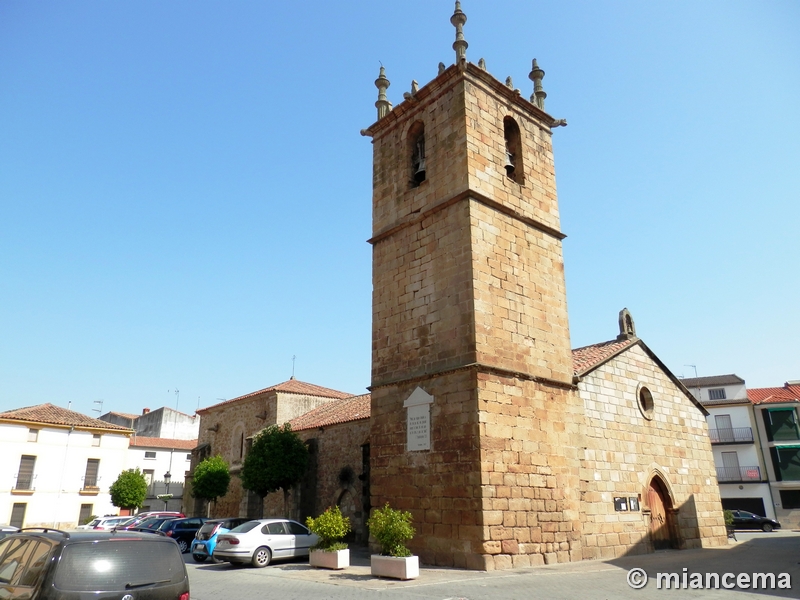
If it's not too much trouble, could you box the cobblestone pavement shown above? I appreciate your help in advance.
[186,531,800,599]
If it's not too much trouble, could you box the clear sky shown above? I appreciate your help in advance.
[1,1,798,418]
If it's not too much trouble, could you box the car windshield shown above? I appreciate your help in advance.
[54,541,185,592]
[116,517,138,528]
[229,521,260,534]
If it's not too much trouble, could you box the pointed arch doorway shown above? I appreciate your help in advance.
[647,476,677,550]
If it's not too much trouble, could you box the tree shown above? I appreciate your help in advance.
[109,468,148,511]
[191,455,231,516]
[241,423,309,517]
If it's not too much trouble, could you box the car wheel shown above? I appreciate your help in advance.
[192,554,207,563]
[177,539,189,553]
[251,546,271,568]
[762,523,773,532]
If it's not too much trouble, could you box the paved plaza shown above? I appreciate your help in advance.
[185,531,799,599]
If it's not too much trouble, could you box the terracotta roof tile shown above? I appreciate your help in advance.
[749,385,800,405]
[129,436,198,450]
[199,379,354,414]
[572,338,635,375]
[0,403,132,431]
[289,394,371,431]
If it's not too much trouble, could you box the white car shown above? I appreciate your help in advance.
[213,519,319,567]
[76,516,130,530]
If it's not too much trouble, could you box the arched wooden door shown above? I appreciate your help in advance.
[647,477,675,550]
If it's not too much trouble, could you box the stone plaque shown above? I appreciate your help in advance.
[404,387,433,451]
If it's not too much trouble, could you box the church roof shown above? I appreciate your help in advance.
[0,403,132,432]
[289,394,371,431]
[572,338,636,375]
[198,378,354,414]
[748,384,800,405]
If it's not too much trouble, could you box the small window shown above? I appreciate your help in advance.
[708,388,727,400]
[637,385,654,420]
[27,429,39,443]
[408,121,426,187]
[144,451,157,459]
[92,434,101,447]
[186,454,192,461]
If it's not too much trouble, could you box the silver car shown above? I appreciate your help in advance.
[213,519,318,567]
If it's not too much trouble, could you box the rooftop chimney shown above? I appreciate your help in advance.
[142,408,150,415]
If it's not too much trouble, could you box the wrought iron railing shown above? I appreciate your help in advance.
[716,465,761,482]
[709,427,753,444]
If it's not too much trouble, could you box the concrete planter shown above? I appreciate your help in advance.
[370,554,419,580]
[309,548,349,570]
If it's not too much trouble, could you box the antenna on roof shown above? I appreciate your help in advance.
[684,365,698,379]
[292,355,296,380]
[92,400,103,415]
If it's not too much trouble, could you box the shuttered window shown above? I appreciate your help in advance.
[15,456,36,490]
[10,503,27,528]
[83,459,100,488]
[78,504,94,525]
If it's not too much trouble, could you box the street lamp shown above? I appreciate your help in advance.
[163,472,172,510]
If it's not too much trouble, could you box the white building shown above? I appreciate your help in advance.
[0,403,133,528]
[128,436,196,513]
[100,407,200,441]
[681,375,775,520]
[748,381,800,528]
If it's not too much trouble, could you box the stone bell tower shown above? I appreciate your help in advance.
[363,3,585,569]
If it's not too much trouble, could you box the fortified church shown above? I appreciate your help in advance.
[190,3,727,569]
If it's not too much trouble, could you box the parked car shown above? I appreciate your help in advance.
[128,517,176,534]
[115,511,184,530]
[191,517,252,562]
[729,510,781,532]
[213,518,319,567]
[0,528,189,599]
[75,516,129,530]
[0,526,19,541]
[158,517,208,553]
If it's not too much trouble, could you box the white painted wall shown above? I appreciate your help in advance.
[126,446,192,512]
[704,405,754,431]
[0,422,130,528]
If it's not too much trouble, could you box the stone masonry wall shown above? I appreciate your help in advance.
[261,419,371,541]
[370,370,483,568]
[475,372,585,569]
[578,344,728,559]
[196,389,343,518]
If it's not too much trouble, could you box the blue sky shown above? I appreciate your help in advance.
[1,1,798,418]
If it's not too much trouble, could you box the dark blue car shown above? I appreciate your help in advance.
[191,518,252,562]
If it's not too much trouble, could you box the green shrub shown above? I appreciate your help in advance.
[306,505,351,552]
[367,503,415,557]
[723,509,734,526]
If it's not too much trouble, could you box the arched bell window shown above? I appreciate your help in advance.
[408,121,426,187]
[503,116,524,184]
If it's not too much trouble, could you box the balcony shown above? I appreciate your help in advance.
[709,427,754,444]
[11,477,35,494]
[716,465,762,483]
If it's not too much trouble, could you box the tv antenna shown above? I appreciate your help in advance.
[92,400,103,415]
[292,355,296,379]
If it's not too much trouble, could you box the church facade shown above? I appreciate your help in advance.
[187,3,727,570]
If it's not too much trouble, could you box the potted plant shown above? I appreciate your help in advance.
[367,503,418,580]
[306,505,351,569]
